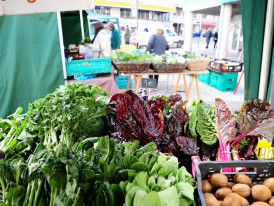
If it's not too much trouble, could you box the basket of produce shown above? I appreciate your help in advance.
[151,55,188,73]
[195,160,274,206]
[112,61,151,73]
[183,53,211,71]
[111,50,153,73]
[187,59,211,71]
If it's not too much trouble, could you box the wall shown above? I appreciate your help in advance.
[110,7,120,18]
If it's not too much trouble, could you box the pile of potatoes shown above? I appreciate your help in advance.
[202,173,274,206]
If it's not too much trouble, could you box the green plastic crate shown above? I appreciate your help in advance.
[198,69,211,85]
[115,75,132,89]
[66,57,111,76]
[210,71,238,84]
[211,78,237,91]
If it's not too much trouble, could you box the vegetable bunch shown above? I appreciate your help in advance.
[111,50,154,62]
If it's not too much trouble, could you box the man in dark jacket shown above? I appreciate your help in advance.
[205,28,212,49]
[146,28,169,86]
[108,22,121,50]
[146,28,169,55]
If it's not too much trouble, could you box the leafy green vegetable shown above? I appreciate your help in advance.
[111,50,154,62]
[196,103,218,145]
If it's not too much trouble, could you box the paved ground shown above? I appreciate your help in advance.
[131,37,245,110]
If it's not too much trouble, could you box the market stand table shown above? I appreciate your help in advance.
[123,69,209,101]
[67,72,119,97]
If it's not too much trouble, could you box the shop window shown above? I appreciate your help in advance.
[95,6,110,15]
[121,9,131,18]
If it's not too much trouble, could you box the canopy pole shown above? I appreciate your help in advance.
[259,0,274,100]
[57,11,67,82]
[80,10,85,40]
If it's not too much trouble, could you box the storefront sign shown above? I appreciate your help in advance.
[141,78,157,88]
[0,0,94,16]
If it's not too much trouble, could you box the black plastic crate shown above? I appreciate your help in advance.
[195,160,274,206]
[211,62,243,73]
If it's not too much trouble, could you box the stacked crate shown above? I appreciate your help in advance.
[210,71,238,91]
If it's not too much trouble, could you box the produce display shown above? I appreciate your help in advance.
[202,173,274,206]
[0,82,273,206]
[0,83,195,206]
[210,59,243,73]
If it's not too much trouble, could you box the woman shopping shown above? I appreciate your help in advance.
[88,21,111,58]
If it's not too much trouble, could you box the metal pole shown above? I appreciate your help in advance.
[136,0,139,33]
[57,12,67,81]
[80,10,85,40]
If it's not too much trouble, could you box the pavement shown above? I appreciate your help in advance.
[131,37,245,110]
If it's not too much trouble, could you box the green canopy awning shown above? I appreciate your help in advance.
[0,12,65,118]
[242,0,274,101]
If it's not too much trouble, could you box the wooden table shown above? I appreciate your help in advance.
[123,69,209,101]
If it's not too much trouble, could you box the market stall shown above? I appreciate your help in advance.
[111,50,211,100]
[0,0,274,206]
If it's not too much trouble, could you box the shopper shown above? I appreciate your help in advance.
[146,28,169,86]
[205,28,212,49]
[124,25,131,45]
[138,28,150,49]
[88,21,111,58]
[214,29,219,49]
[108,22,121,50]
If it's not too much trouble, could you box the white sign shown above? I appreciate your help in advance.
[131,0,137,18]
[0,0,95,16]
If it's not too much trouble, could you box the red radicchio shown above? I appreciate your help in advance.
[108,90,163,145]
[166,94,182,106]
[176,136,199,156]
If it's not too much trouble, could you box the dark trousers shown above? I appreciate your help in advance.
[206,39,210,48]
[214,41,217,49]
[149,75,159,85]
[125,41,129,45]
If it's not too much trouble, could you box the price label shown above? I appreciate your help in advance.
[141,78,157,88]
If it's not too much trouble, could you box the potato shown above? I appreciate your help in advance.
[264,178,274,193]
[240,196,249,206]
[205,196,220,206]
[251,202,270,206]
[203,193,215,199]
[223,193,242,206]
[210,173,228,187]
[252,185,272,201]
[219,200,224,206]
[269,197,274,206]
[215,187,232,200]
[232,183,251,198]
[234,174,252,187]
[227,182,235,189]
[202,180,213,193]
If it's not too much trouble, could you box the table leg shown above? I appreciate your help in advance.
[186,75,195,101]
[126,75,131,90]
[183,74,188,97]
[134,75,137,84]
[135,75,142,91]
[194,74,201,99]
[173,74,181,94]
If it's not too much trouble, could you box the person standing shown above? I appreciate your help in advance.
[87,21,111,58]
[124,25,131,45]
[205,28,212,49]
[214,29,219,49]
[138,28,150,49]
[146,28,169,86]
[108,22,121,50]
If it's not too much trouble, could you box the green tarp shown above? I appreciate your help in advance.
[241,0,267,100]
[0,12,64,118]
[61,11,89,47]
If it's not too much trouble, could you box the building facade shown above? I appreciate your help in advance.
[93,0,177,33]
